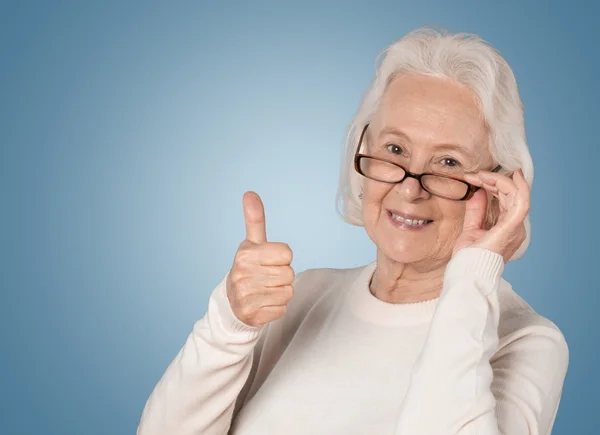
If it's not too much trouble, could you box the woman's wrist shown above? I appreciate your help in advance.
[445,247,504,295]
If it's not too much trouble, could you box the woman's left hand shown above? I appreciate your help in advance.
[452,169,530,263]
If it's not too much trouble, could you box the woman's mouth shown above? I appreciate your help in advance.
[387,210,433,230]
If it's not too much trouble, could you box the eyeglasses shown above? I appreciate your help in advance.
[354,124,502,201]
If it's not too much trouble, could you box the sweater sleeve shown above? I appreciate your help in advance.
[393,247,569,435]
[136,271,266,435]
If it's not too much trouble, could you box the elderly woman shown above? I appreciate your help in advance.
[137,28,568,435]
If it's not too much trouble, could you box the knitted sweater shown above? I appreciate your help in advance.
[137,247,569,434]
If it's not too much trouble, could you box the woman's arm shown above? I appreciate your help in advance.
[136,272,265,435]
[393,247,568,434]
[137,191,298,435]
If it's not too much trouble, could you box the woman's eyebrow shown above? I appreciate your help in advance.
[434,143,474,159]
[379,126,412,142]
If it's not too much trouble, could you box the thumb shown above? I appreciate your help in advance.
[243,191,267,244]
[462,189,487,231]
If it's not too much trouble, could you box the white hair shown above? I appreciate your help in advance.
[335,26,534,261]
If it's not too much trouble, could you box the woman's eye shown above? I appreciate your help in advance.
[385,144,404,155]
[441,157,460,167]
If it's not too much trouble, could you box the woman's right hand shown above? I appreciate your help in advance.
[226,191,295,328]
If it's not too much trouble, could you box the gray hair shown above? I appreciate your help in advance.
[335,26,533,261]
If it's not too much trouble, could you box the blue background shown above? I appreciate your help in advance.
[2,1,598,433]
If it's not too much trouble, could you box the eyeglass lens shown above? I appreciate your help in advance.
[358,157,469,199]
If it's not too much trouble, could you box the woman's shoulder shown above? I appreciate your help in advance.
[495,279,569,365]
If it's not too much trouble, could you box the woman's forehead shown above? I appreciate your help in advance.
[372,75,488,153]
[382,74,483,111]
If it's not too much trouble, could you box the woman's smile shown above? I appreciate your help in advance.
[386,209,434,230]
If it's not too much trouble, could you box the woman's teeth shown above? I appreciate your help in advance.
[391,213,432,226]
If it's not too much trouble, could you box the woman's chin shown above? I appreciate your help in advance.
[379,242,430,264]
[367,224,442,263]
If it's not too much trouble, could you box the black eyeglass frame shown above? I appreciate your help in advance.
[353,123,502,201]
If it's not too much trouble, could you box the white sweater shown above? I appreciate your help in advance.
[136,247,569,435]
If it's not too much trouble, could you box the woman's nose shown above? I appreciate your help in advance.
[394,176,429,202]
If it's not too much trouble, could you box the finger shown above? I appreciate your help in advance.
[256,265,295,287]
[513,169,531,194]
[254,242,294,266]
[463,173,497,193]
[479,183,504,207]
[254,305,287,324]
[476,171,518,196]
[260,285,295,306]
[490,172,529,216]
[481,184,512,217]
[494,177,519,198]
[464,174,506,212]
[482,182,498,195]
[511,170,531,216]
[482,170,530,227]
[462,172,482,186]
[462,188,487,231]
[475,172,523,212]
[247,285,294,309]
[243,191,267,244]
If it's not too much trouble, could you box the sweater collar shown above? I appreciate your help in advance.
[345,261,439,326]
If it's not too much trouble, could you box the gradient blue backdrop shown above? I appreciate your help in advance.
[2,1,598,434]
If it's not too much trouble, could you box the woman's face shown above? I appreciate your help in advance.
[362,74,495,266]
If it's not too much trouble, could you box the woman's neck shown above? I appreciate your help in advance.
[369,251,448,304]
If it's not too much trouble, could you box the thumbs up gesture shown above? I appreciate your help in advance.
[226,191,295,327]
